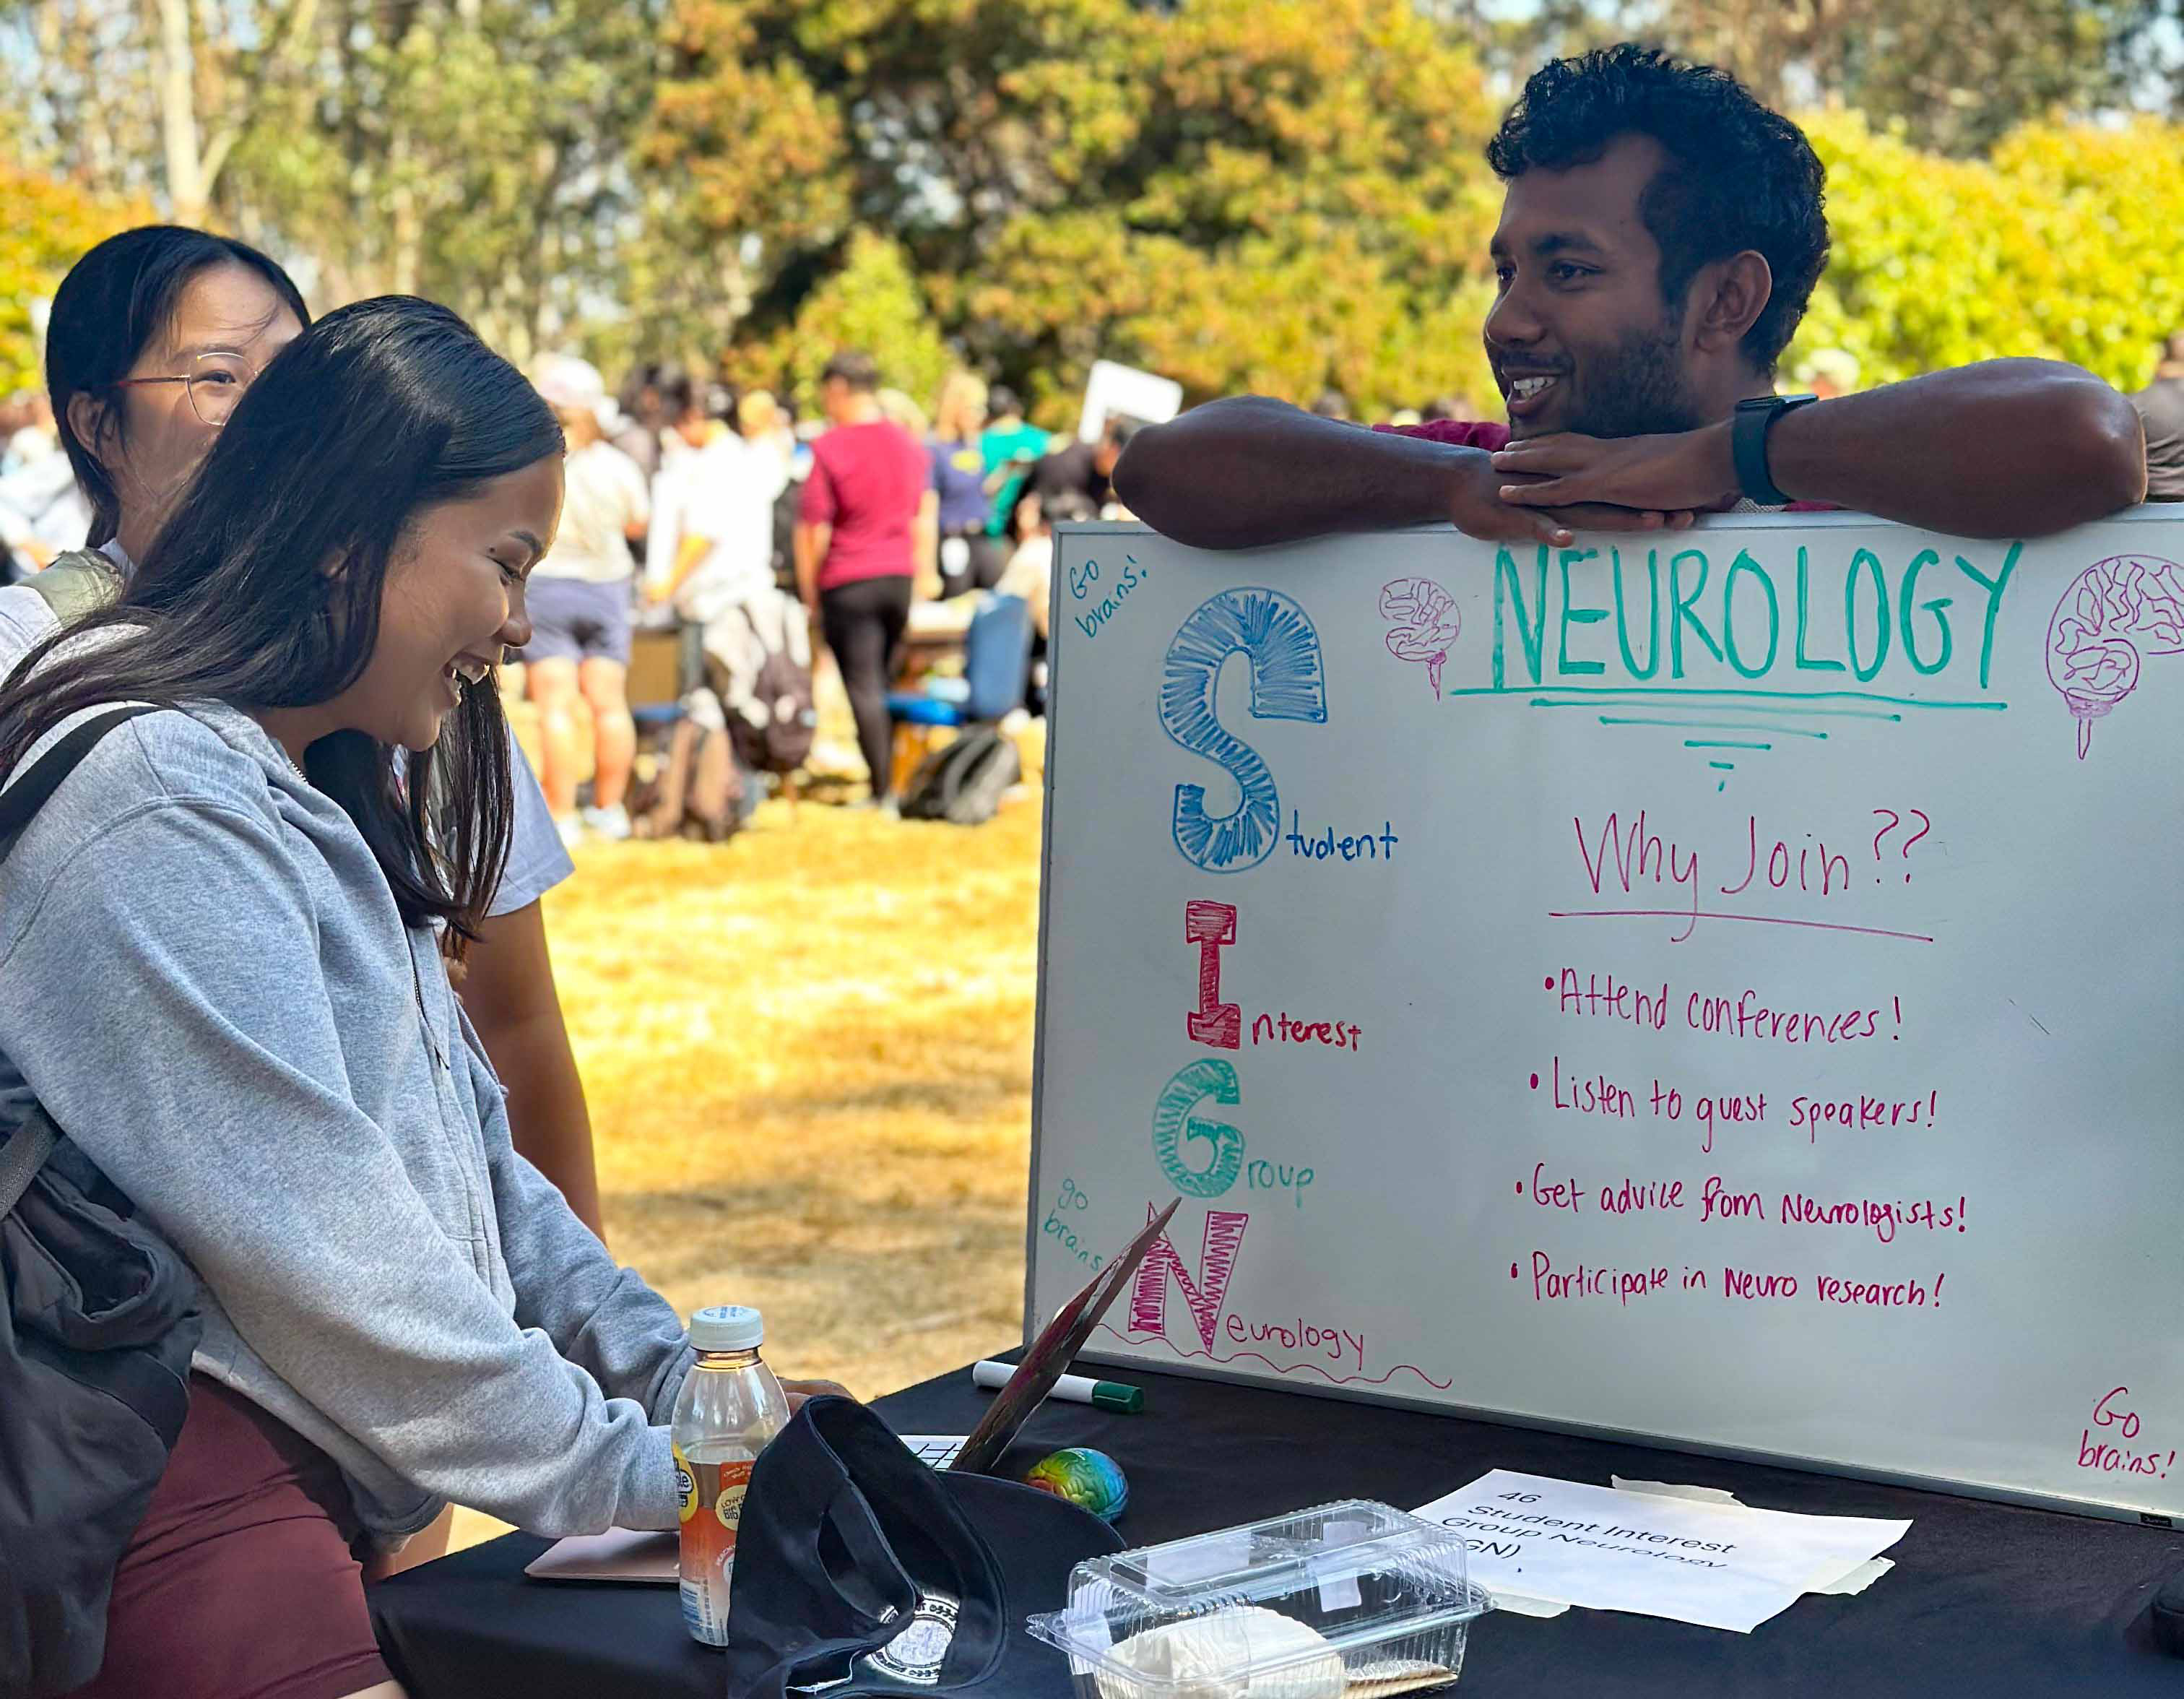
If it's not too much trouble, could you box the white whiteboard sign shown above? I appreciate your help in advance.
[1076,360,1183,444]
[1029,510,2184,1523]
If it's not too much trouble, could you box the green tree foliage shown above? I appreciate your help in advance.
[651,0,1504,421]
[1460,0,2172,157]
[2,0,664,360]
[220,0,664,361]
[0,160,149,393]
[1792,113,2184,392]
[4,0,2182,420]
[735,229,952,413]
[1662,0,2165,156]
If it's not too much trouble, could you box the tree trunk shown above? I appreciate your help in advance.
[389,117,422,295]
[153,0,208,222]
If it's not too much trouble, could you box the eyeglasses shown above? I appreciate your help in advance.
[106,350,260,426]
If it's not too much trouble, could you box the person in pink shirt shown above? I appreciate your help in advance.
[1115,45,2144,549]
[794,350,935,808]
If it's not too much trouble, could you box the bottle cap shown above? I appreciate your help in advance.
[690,1304,765,1352]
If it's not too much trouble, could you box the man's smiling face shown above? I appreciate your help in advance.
[1483,133,1709,441]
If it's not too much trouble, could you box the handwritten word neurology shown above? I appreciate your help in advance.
[1491,538,2020,695]
[1222,1312,1366,1371]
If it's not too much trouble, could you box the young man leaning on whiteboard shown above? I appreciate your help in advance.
[1112,45,2147,550]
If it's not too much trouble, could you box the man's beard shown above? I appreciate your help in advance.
[1565,319,1708,439]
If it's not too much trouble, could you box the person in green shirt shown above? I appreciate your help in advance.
[979,384,1049,537]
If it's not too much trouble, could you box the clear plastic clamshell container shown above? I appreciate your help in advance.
[1027,1500,1491,1699]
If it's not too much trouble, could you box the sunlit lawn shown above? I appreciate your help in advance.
[450,788,1044,1551]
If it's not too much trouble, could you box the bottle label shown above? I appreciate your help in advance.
[678,1448,755,1646]
[714,1458,755,1532]
[673,1443,698,1525]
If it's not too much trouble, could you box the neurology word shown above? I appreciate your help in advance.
[1488,540,2020,696]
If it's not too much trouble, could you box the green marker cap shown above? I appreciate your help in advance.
[1091,1382,1145,1414]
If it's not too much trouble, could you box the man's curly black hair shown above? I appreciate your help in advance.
[1486,44,1829,376]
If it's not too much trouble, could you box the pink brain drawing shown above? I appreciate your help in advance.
[1379,576,1461,699]
[2047,553,2184,758]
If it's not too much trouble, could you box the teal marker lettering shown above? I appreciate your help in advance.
[1557,548,1608,675]
[1611,546,1662,679]
[1899,549,1953,676]
[1494,544,1549,687]
[1670,548,1722,678]
[1954,541,2022,690]
[1846,548,1890,683]
[1795,545,1845,673]
[1722,549,1780,679]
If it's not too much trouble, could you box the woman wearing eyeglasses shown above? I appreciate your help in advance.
[0,227,615,1573]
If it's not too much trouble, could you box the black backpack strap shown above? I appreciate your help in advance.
[0,1104,58,1215]
[0,705,155,1206]
[0,705,157,867]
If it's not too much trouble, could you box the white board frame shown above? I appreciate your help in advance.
[1024,511,2184,1531]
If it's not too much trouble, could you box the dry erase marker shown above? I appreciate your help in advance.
[972,1359,1144,1413]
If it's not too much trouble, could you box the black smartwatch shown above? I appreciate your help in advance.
[1730,393,1818,508]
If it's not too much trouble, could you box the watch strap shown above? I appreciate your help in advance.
[1731,394,1817,508]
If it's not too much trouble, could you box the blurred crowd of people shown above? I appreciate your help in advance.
[495,348,1143,831]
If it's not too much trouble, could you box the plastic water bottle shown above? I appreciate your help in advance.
[672,1304,790,1646]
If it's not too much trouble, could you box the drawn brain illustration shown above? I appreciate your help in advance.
[1379,577,1461,699]
[2047,553,2184,758]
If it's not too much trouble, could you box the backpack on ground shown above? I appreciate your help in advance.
[1,705,206,1698]
[898,725,1021,826]
[705,589,816,778]
[629,689,745,843]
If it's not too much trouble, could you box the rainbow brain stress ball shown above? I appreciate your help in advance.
[1024,1448,1130,1522]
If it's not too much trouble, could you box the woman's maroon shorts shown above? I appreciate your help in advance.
[73,1375,395,1699]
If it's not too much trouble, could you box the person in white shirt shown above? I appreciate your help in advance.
[646,425,786,628]
[520,356,649,843]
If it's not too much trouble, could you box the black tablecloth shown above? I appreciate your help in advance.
[369,1357,2184,1698]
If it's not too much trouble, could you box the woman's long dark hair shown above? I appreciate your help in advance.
[0,296,563,946]
[46,225,312,548]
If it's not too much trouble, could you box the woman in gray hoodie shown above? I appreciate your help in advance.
[0,297,831,1699]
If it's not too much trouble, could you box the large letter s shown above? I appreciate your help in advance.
[1161,587,1328,871]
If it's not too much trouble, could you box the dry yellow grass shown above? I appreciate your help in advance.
[448,789,1046,1552]
[563,796,1044,1392]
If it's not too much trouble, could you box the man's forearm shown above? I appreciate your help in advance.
[794,522,828,605]
[1768,359,2146,538]
[1112,396,1469,549]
